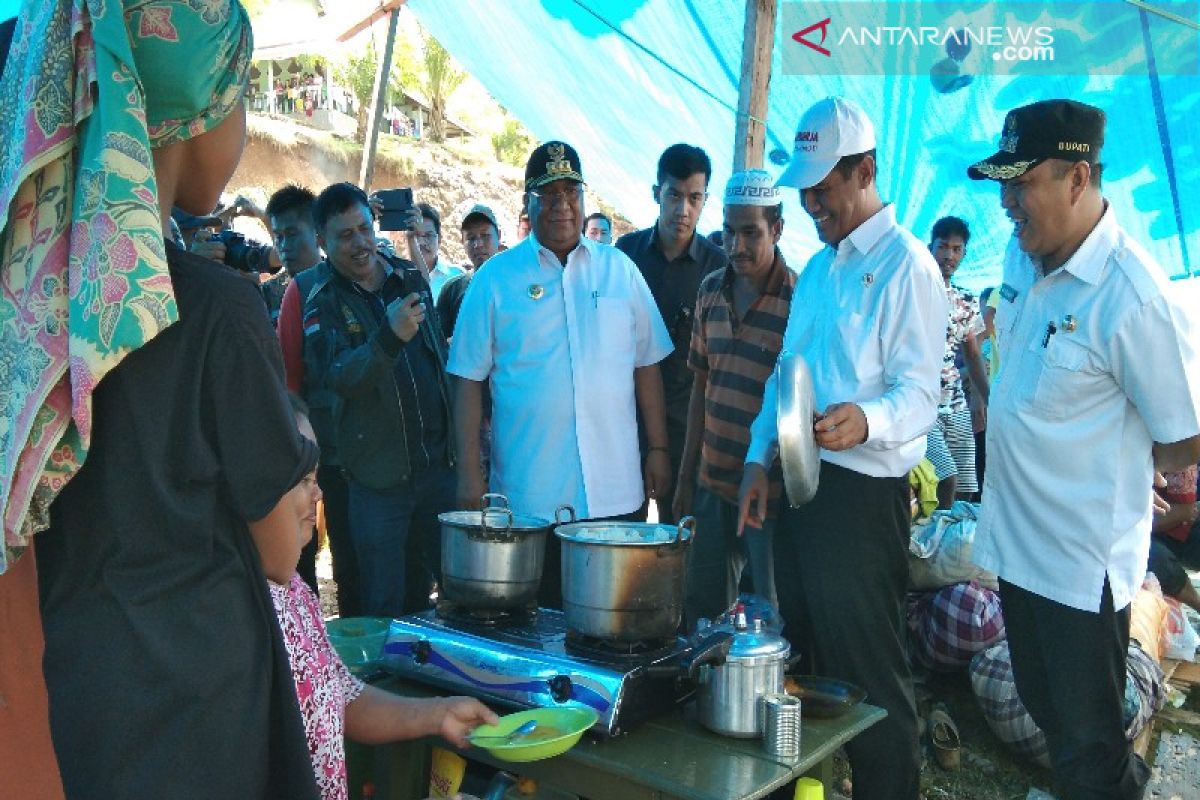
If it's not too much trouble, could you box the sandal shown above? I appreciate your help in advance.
[929,704,961,771]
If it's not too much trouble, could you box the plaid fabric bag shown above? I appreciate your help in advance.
[969,640,1051,767]
[912,581,1006,670]
[969,639,1166,768]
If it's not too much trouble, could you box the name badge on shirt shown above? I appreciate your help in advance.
[1000,283,1019,303]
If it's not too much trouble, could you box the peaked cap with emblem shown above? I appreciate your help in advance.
[525,141,584,190]
[968,99,1105,181]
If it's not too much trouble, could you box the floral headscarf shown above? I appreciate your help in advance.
[0,0,253,573]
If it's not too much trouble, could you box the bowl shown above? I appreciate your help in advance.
[784,675,867,719]
[468,707,598,762]
[326,617,391,672]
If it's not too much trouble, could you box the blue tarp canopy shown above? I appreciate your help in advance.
[408,0,1199,291]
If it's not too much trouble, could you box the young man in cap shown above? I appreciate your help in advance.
[449,141,673,607]
[436,203,501,340]
[969,99,1200,799]
[738,96,946,800]
[617,143,728,523]
[674,170,795,625]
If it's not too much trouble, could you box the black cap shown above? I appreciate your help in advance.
[525,141,583,191]
[968,100,1105,181]
[170,206,221,230]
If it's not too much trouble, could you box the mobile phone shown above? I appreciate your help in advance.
[377,188,414,231]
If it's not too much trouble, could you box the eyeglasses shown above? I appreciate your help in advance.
[530,185,584,207]
[413,231,439,242]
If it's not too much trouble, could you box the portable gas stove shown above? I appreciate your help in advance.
[382,607,730,736]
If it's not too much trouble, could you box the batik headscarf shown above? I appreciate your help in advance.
[0,0,253,573]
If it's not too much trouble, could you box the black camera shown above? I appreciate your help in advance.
[216,229,276,274]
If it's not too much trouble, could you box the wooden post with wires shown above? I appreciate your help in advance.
[357,1,405,192]
[733,0,777,171]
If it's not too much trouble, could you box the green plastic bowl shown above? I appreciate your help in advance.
[468,707,598,762]
[326,617,390,672]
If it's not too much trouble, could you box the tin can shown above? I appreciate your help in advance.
[762,693,802,760]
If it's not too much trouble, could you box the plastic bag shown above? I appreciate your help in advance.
[909,501,998,590]
[1163,597,1200,662]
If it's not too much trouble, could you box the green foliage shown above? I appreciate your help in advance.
[491,118,535,166]
[421,36,466,143]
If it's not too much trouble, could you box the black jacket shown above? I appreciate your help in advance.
[300,255,454,490]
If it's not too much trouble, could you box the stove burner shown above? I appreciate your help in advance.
[565,629,681,663]
[434,601,536,628]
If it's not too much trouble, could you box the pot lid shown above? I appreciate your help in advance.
[438,509,551,532]
[726,620,790,661]
[554,521,687,546]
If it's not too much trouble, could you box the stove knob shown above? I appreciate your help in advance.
[548,675,573,703]
[413,639,431,665]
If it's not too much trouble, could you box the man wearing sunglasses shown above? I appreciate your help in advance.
[448,141,673,607]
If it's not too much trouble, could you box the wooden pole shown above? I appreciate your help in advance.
[358,6,401,192]
[733,0,777,171]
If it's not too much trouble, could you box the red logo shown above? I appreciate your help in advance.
[793,18,832,57]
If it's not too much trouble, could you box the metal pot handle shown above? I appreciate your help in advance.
[554,504,577,525]
[481,492,510,511]
[674,516,696,546]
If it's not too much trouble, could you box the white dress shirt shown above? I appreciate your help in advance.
[448,234,672,520]
[428,260,467,302]
[746,204,947,478]
[973,206,1200,612]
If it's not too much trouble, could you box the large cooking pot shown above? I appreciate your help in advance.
[554,509,695,643]
[438,494,553,610]
[697,618,795,737]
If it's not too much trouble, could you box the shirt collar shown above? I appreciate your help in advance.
[840,203,896,258]
[1049,202,1117,286]
[528,230,588,266]
[649,223,704,263]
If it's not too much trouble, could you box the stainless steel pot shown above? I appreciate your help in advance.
[697,619,794,738]
[438,494,553,610]
[554,509,695,642]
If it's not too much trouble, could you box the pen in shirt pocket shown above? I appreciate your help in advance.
[592,290,598,309]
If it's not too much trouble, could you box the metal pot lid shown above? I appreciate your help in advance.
[726,624,791,662]
[554,518,694,546]
[777,350,821,507]
[438,509,551,532]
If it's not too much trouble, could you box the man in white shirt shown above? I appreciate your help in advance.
[969,99,1200,799]
[449,141,673,607]
[738,97,946,800]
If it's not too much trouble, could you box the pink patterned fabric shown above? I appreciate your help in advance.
[270,574,365,800]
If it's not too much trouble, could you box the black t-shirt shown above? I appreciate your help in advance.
[36,244,319,799]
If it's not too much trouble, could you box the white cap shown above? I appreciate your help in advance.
[776,97,876,190]
[724,169,781,206]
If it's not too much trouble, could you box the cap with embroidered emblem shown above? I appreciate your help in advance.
[525,141,583,191]
[968,99,1105,181]
[776,96,876,190]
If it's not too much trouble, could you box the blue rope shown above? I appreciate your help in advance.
[1139,6,1191,277]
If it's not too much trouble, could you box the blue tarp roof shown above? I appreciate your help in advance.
[408,0,1199,292]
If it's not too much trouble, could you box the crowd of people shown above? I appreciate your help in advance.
[1,3,1199,800]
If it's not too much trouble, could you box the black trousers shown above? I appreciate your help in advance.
[775,461,919,800]
[317,465,362,618]
[1000,578,1148,800]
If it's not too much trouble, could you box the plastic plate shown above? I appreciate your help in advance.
[784,675,867,719]
[467,707,598,762]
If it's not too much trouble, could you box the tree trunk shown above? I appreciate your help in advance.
[430,98,446,143]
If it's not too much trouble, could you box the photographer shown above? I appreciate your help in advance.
[303,182,456,619]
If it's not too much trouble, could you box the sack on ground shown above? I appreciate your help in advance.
[909,501,998,591]
[969,639,1167,768]
[910,581,1006,671]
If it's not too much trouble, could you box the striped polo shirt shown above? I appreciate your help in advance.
[688,251,795,512]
